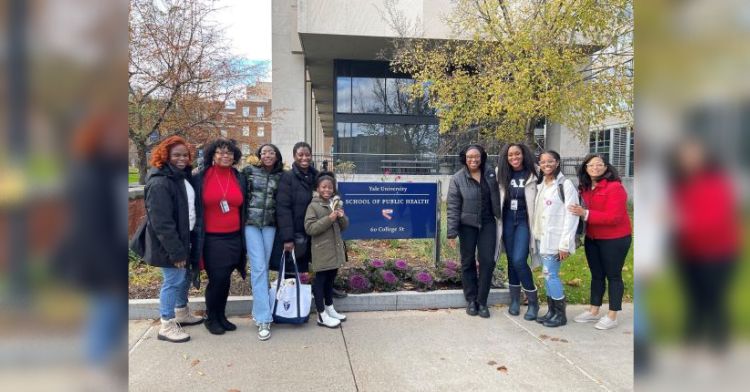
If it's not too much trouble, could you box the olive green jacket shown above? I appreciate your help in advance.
[304,196,349,272]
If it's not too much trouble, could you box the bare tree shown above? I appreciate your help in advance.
[128,0,265,183]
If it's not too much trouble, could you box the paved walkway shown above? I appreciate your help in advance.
[129,304,633,391]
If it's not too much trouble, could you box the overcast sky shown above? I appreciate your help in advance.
[214,0,272,80]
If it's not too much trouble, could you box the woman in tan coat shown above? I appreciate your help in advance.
[304,172,349,328]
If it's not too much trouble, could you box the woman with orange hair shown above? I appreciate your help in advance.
[143,136,204,343]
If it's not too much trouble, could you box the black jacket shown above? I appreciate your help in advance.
[446,166,502,239]
[270,163,318,272]
[143,164,193,269]
[189,165,249,288]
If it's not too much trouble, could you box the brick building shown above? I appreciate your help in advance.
[216,82,273,158]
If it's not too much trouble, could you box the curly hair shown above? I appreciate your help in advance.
[202,138,242,167]
[149,135,192,169]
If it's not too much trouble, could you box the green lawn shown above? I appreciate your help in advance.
[129,167,140,184]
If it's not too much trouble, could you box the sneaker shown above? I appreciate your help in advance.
[595,315,619,330]
[174,305,204,326]
[325,305,347,321]
[157,318,190,343]
[317,310,341,328]
[258,323,271,341]
[574,310,601,323]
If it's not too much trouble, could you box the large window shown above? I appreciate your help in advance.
[589,129,611,163]
[589,127,634,176]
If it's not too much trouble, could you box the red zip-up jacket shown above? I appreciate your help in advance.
[581,179,632,240]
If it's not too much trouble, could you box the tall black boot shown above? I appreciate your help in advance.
[204,309,226,335]
[543,297,567,328]
[219,312,237,331]
[508,285,521,316]
[524,289,539,321]
[536,296,555,324]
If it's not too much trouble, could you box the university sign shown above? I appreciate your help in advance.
[338,182,439,240]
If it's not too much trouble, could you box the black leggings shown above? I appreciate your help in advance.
[313,269,338,312]
[678,258,737,350]
[584,235,631,311]
[203,232,243,320]
[458,223,497,306]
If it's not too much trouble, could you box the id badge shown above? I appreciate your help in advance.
[510,199,518,211]
[219,199,230,214]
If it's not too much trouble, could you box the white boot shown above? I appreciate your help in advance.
[325,305,346,322]
[174,305,204,326]
[158,318,190,343]
[317,310,341,328]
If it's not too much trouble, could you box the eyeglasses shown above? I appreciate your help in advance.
[214,150,232,156]
[586,163,605,168]
[539,160,557,165]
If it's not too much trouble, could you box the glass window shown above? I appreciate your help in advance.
[336,77,351,113]
[257,126,264,137]
[242,106,249,117]
[589,129,611,163]
[225,100,236,110]
[384,124,439,155]
[241,143,250,155]
[351,77,386,113]
[256,106,265,118]
[242,126,249,136]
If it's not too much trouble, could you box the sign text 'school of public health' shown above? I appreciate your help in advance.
[338,182,438,240]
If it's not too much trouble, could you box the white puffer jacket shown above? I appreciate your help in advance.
[533,172,580,255]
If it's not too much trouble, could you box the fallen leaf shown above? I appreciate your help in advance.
[197,371,205,376]
[551,337,560,342]
[182,354,188,360]
[191,359,200,367]
[227,363,233,367]
[539,334,549,340]
[497,366,508,373]
[228,389,241,392]
[565,278,582,287]
[487,360,497,366]
[560,339,569,343]
[440,357,446,360]
[623,331,632,335]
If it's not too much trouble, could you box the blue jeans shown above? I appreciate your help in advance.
[541,253,565,300]
[160,267,189,319]
[85,294,123,365]
[502,212,535,290]
[245,225,276,324]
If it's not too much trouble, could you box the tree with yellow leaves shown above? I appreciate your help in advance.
[387,0,633,146]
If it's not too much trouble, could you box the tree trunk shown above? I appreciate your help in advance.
[137,142,149,185]
[525,118,537,151]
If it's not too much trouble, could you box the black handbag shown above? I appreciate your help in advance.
[129,219,148,258]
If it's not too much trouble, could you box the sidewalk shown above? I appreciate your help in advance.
[129,304,633,391]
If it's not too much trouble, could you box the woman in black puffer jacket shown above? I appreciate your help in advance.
[446,144,502,318]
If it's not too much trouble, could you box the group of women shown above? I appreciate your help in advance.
[447,143,632,329]
[142,136,328,343]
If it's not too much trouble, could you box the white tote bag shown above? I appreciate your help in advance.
[269,251,311,324]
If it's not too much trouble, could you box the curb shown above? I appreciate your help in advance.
[129,288,510,320]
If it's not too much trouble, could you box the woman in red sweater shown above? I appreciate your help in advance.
[569,154,632,330]
[191,139,248,335]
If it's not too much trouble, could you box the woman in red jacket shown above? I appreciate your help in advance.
[569,154,632,330]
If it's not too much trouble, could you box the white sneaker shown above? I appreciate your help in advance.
[595,315,619,330]
[258,323,271,341]
[158,318,190,343]
[325,305,347,321]
[574,310,601,323]
[317,310,341,328]
[174,305,204,326]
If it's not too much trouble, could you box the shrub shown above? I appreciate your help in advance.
[413,270,435,291]
[347,270,373,293]
[391,258,412,280]
[376,269,401,291]
[437,266,461,285]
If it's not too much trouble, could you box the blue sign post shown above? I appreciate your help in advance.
[338,182,438,240]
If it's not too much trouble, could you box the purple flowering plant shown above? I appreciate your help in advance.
[389,258,412,280]
[413,270,435,291]
[347,270,373,293]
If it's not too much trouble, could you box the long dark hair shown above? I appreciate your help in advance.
[459,144,488,173]
[255,143,283,173]
[203,138,242,168]
[497,143,538,187]
[537,150,562,179]
[577,153,621,191]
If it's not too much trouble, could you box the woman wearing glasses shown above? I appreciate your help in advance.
[191,139,248,335]
[568,154,632,330]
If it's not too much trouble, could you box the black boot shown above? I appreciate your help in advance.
[204,310,226,335]
[536,296,555,324]
[543,297,567,328]
[478,304,490,318]
[508,285,521,316]
[524,289,539,321]
[219,313,237,331]
[466,301,478,316]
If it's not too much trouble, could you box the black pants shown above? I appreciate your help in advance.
[204,232,242,320]
[313,269,338,312]
[678,257,737,351]
[584,235,631,311]
[458,223,497,306]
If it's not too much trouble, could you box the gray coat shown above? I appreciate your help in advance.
[304,196,349,272]
[446,166,502,239]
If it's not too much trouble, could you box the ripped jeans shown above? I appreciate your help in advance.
[541,253,565,300]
